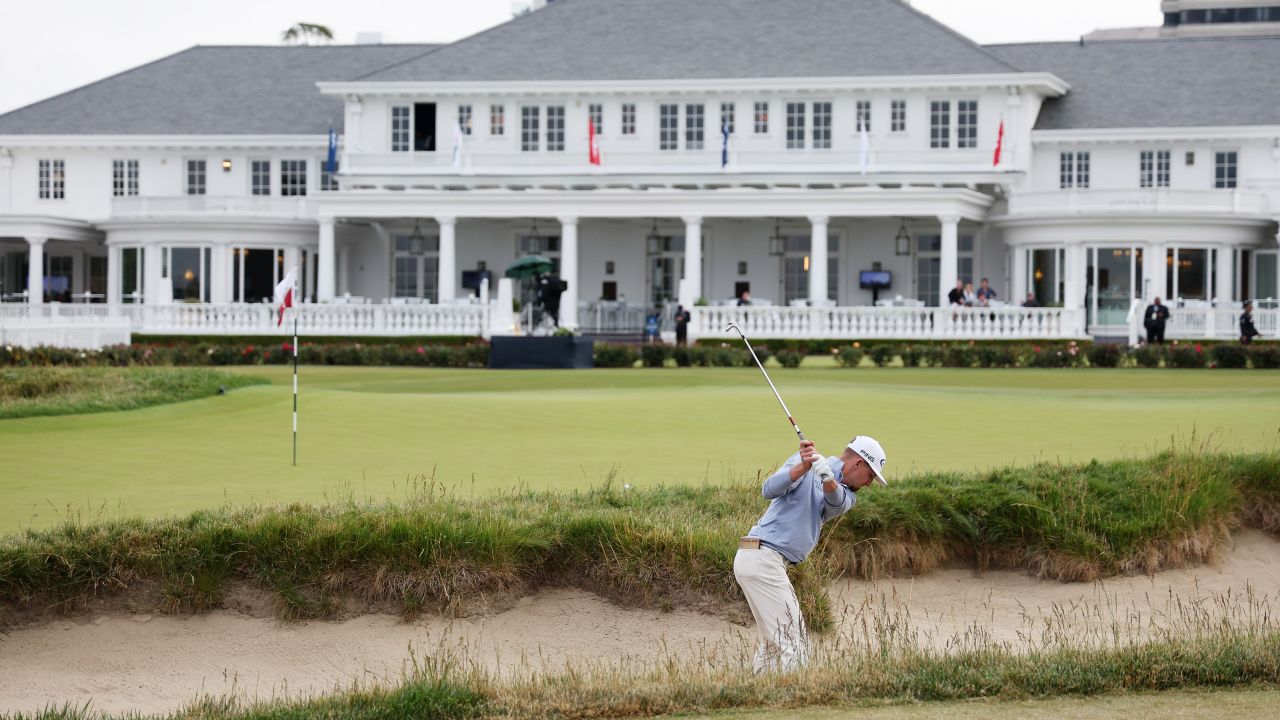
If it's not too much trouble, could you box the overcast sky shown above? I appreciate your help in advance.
[0,0,1163,115]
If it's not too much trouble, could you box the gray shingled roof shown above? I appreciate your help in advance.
[990,37,1280,130]
[358,0,1021,82]
[0,45,438,135]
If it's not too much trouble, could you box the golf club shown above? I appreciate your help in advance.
[725,322,835,484]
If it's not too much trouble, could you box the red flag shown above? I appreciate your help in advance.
[274,267,297,326]
[993,119,1005,167]
[588,116,601,166]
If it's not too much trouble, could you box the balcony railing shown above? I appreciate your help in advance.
[1008,189,1270,216]
[688,305,1086,342]
[345,146,1008,176]
[110,196,315,219]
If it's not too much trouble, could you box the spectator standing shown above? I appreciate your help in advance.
[1021,292,1039,308]
[976,278,997,306]
[962,282,977,307]
[947,280,965,307]
[738,290,752,306]
[1144,297,1171,344]
[1241,301,1261,345]
[674,305,691,346]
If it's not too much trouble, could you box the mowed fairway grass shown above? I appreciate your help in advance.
[1,362,1278,534]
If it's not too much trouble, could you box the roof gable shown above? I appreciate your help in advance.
[0,44,439,136]
[359,0,1021,83]
[991,37,1280,130]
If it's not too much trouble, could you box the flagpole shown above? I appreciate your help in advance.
[292,314,298,467]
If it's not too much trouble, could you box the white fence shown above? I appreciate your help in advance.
[0,306,132,349]
[689,305,1086,341]
[1127,299,1279,345]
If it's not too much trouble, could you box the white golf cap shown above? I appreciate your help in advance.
[847,436,889,486]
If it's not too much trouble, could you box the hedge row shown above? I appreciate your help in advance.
[1,342,491,368]
[613,340,1280,369]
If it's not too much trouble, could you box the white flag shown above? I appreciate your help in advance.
[274,266,298,326]
[858,120,870,175]
[452,122,465,168]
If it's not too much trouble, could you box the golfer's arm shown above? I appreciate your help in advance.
[762,464,803,498]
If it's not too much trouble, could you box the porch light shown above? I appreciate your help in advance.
[408,220,427,255]
[768,219,786,256]
[803,255,810,272]
[645,219,663,254]
[221,159,232,172]
[894,221,911,256]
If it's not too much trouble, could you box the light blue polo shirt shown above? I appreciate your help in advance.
[745,453,855,564]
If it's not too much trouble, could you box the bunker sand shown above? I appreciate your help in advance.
[1,530,1276,716]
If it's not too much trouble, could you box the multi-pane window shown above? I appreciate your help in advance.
[957,100,978,149]
[1059,151,1090,189]
[753,101,769,134]
[457,105,472,135]
[930,101,951,149]
[112,159,138,197]
[521,106,540,152]
[1215,151,1238,188]
[38,159,65,199]
[1140,150,1171,188]
[812,102,832,149]
[489,104,505,136]
[786,102,806,150]
[856,100,871,132]
[659,104,679,150]
[391,105,411,152]
[185,159,206,196]
[546,105,565,151]
[891,99,906,132]
[251,160,270,196]
[621,103,636,135]
[720,102,735,135]
[588,103,603,134]
[280,159,307,196]
[685,103,705,150]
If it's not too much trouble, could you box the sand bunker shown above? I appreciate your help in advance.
[1,530,1277,716]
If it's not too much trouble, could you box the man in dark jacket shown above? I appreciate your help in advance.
[947,280,965,307]
[1241,301,1261,345]
[1144,297,1171,344]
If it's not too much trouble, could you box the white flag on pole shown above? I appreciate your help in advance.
[274,266,298,326]
[452,122,465,168]
[858,120,871,175]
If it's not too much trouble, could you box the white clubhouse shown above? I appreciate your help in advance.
[1,0,1277,345]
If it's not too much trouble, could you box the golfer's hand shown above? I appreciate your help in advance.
[799,441,820,471]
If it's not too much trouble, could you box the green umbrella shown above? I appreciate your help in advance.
[505,255,555,279]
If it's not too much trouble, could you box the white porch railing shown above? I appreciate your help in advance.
[1008,189,1269,216]
[689,305,1086,341]
[0,306,132,349]
[1127,299,1279,344]
[110,196,315,219]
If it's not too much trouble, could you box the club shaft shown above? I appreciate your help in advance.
[728,324,807,442]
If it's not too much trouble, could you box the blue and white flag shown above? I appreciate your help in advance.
[721,118,730,169]
[326,125,338,173]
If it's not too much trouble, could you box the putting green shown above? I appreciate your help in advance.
[1,364,1277,535]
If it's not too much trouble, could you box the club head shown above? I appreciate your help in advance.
[725,322,744,338]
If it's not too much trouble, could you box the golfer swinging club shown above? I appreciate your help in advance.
[735,435,888,673]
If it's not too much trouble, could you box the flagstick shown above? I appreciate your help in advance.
[292,314,298,467]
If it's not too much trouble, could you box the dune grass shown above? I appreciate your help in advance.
[0,367,267,420]
[2,365,1279,535]
[3,451,1277,632]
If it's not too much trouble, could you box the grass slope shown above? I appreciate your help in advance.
[0,367,266,420]
[0,366,1277,534]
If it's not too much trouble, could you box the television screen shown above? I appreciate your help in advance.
[859,270,892,289]
[461,270,492,290]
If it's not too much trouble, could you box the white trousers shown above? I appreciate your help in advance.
[733,546,809,673]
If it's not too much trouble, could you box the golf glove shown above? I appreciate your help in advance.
[812,456,835,484]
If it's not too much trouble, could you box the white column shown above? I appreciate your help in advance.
[106,244,121,304]
[26,236,46,305]
[1146,242,1167,300]
[808,215,829,305]
[939,215,959,306]
[1215,246,1235,303]
[683,216,703,306]
[318,218,336,302]
[437,216,457,304]
[1011,247,1027,305]
[1063,244,1087,310]
[143,243,165,304]
[339,243,351,296]
[210,245,231,304]
[559,216,579,329]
